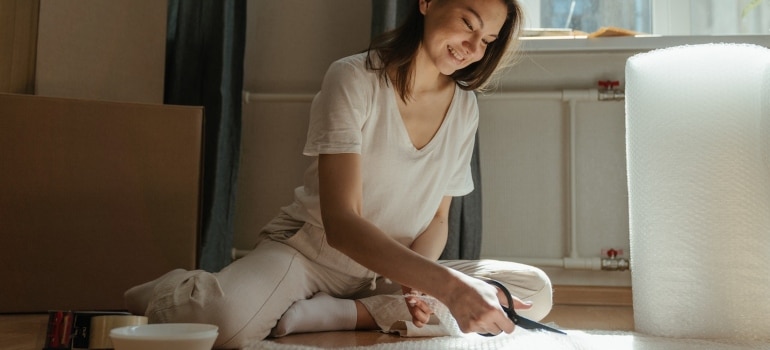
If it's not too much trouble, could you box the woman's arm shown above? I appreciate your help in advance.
[318,153,448,292]
[409,196,451,261]
[318,153,513,335]
[403,196,451,326]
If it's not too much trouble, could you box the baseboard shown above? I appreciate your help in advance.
[552,285,633,307]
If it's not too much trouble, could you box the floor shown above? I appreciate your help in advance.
[0,304,633,349]
[269,304,634,348]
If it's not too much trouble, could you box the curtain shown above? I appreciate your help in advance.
[370,0,483,260]
[441,134,483,260]
[371,0,412,39]
[165,0,246,272]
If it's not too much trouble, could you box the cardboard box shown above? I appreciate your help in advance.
[0,93,203,312]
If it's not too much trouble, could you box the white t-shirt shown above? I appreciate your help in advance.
[282,52,477,247]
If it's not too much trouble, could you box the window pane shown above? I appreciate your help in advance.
[538,0,652,34]
[690,0,770,35]
[521,0,769,36]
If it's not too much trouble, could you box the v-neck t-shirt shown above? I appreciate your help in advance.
[282,52,477,247]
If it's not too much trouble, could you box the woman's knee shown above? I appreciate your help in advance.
[501,266,553,321]
[439,259,554,314]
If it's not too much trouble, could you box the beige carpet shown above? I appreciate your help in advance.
[246,329,770,350]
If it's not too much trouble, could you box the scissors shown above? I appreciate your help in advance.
[480,279,566,336]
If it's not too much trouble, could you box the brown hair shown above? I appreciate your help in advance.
[366,0,524,102]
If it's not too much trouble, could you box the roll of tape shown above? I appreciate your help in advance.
[89,315,147,349]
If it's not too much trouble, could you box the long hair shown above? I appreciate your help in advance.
[366,0,524,102]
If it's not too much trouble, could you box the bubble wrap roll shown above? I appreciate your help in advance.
[625,43,770,340]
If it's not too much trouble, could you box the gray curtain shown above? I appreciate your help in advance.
[371,0,483,260]
[371,0,411,39]
[165,0,246,272]
[441,136,483,260]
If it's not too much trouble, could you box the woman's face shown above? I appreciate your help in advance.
[420,0,507,76]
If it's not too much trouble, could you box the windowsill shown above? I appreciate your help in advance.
[519,34,770,53]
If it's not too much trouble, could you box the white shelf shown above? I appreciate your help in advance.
[519,35,770,53]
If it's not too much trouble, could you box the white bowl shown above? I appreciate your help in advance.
[110,323,218,350]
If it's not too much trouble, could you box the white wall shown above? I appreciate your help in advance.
[35,0,166,103]
[236,1,696,286]
[237,0,372,249]
[479,50,634,286]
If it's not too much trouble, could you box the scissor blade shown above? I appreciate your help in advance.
[515,315,567,335]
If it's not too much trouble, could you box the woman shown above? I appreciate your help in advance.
[124,0,552,347]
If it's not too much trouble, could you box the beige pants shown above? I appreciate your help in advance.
[355,259,554,335]
[139,216,553,348]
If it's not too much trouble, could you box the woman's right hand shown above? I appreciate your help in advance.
[441,271,515,335]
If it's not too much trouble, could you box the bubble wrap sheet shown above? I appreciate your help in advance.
[248,330,770,350]
[625,43,770,340]
[405,295,463,336]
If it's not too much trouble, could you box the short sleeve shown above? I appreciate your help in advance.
[303,56,373,156]
[444,93,478,197]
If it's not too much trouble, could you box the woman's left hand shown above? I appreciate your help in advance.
[403,287,434,327]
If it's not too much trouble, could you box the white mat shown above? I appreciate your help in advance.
[246,329,770,350]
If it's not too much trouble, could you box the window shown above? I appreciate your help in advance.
[519,0,770,36]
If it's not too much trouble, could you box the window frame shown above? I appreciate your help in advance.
[651,0,692,35]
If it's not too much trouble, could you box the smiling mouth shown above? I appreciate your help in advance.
[448,46,465,62]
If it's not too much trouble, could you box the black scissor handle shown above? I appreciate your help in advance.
[479,279,566,336]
